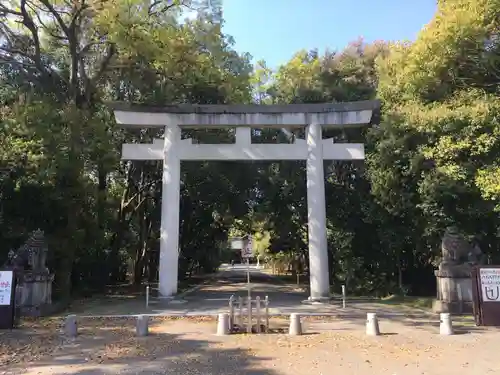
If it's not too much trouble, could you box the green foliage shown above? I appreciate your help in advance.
[0,0,253,300]
[370,0,500,290]
[377,0,500,103]
[0,0,499,302]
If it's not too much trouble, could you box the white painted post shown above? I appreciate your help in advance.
[159,125,181,297]
[228,295,235,329]
[146,285,150,308]
[217,313,230,336]
[440,313,454,335]
[366,313,380,336]
[342,285,346,308]
[288,313,302,335]
[136,315,149,336]
[64,315,78,338]
[306,122,330,301]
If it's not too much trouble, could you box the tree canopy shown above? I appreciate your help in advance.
[0,0,498,300]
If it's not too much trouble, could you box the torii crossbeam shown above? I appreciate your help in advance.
[110,101,380,301]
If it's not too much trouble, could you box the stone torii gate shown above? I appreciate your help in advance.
[111,101,380,301]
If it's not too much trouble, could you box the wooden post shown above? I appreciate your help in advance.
[256,296,261,333]
[238,296,243,329]
[247,296,252,333]
[228,295,234,330]
[264,295,269,333]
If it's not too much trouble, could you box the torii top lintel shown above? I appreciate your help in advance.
[108,100,381,128]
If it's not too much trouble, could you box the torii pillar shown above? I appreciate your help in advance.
[111,101,380,301]
[306,122,329,300]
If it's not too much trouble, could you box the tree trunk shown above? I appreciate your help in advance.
[133,202,152,285]
[97,160,107,230]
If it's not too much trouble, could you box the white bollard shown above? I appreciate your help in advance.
[217,313,230,335]
[145,286,150,309]
[228,295,235,329]
[439,313,454,335]
[136,315,149,337]
[341,284,346,308]
[64,314,78,338]
[288,313,302,336]
[366,313,380,336]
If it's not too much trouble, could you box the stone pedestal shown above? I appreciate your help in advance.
[433,267,473,314]
[15,271,55,317]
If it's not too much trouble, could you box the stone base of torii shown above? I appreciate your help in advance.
[110,101,380,301]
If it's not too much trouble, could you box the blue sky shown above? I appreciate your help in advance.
[222,0,437,68]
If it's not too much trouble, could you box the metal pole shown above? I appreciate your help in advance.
[146,285,150,309]
[341,284,346,308]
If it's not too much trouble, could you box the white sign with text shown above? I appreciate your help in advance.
[0,271,13,306]
[480,268,500,302]
[241,236,253,258]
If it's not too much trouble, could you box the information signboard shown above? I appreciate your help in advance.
[0,270,16,329]
[479,268,500,302]
[241,236,253,258]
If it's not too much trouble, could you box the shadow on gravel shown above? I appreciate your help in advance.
[2,319,279,375]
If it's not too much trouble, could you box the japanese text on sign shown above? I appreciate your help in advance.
[480,268,500,302]
[0,271,13,306]
[241,236,253,258]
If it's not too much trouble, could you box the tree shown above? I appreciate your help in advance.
[0,1,255,299]
[369,0,500,290]
[253,41,391,293]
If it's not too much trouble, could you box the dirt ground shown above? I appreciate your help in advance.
[1,316,500,375]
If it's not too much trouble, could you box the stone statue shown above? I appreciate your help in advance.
[4,229,49,271]
[3,229,54,316]
[26,229,49,272]
[468,240,486,265]
[5,244,30,270]
[439,226,485,271]
[434,226,485,314]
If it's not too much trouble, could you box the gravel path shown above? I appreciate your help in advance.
[62,266,437,319]
[2,317,500,375]
[4,268,496,374]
